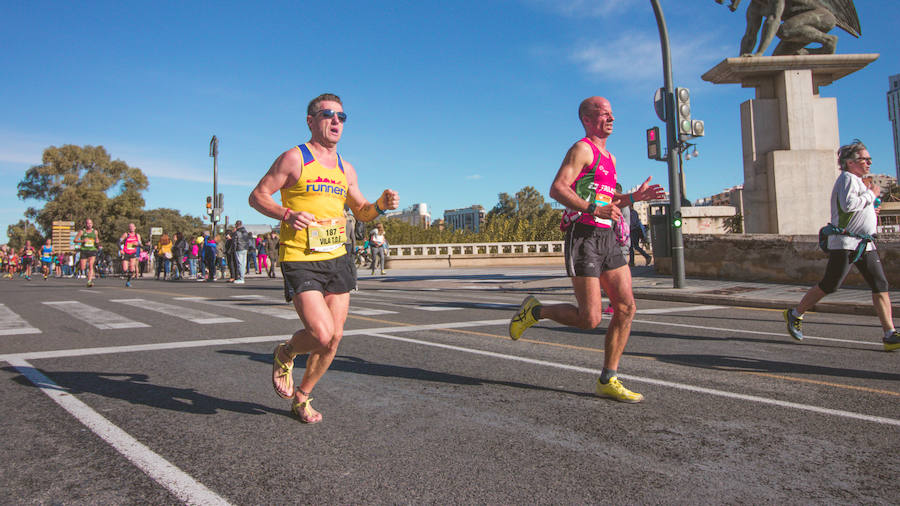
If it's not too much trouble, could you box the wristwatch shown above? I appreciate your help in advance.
[586,203,597,215]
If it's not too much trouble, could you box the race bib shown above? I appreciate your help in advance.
[306,219,347,252]
[83,237,95,248]
[592,194,613,227]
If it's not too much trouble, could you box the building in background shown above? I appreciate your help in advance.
[888,74,900,180]
[386,203,431,228]
[443,205,485,233]
[694,185,744,215]
[868,173,897,195]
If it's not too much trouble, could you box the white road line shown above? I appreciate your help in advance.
[7,357,230,505]
[174,297,296,320]
[0,304,41,335]
[366,332,900,427]
[637,305,725,314]
[632,318,881,347]
[348,308,398,316]
[3,318,893,426]
[42,301,150,330]
[413,306,462,312]
[110,299,242,325]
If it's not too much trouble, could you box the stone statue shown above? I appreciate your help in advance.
[715,0,861,56]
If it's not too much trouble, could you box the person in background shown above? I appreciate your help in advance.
[369,223,387,275]
[256,234,269,275]
[157,233,173,280]
[266,231,279,278]
[247,232,258,276]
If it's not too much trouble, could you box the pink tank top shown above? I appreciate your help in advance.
[565,138,617,229]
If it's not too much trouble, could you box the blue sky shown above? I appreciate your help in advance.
[2,0,898,241]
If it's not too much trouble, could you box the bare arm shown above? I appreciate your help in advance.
[248,148,320,231]
[613,176,666,208]
[343,160,400,223]
[549,142,622,222]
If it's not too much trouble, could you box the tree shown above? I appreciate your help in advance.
[13,144,204,251]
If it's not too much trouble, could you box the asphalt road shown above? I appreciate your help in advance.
[1,269,898,504]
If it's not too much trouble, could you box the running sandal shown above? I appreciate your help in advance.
[291,396,322,424]
[596,376,644,403]
[87,280,94,288]
[884,330,900,352]
[783,309,803,341]
[272,342,294,399]
[509,295,541,340]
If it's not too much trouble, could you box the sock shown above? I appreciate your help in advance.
[530,304,542,320]
[599,368,616,384]
[885,329,896,339]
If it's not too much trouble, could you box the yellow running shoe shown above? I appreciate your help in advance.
[509,295,541,340]
[885,330,900,352]
[596,377,644,403]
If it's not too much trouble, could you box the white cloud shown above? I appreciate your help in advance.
[570,31,729,85]
[525,0,640,18]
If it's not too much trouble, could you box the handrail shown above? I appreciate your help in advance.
[387,241,563,258]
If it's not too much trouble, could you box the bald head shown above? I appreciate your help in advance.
[578,96,611,125]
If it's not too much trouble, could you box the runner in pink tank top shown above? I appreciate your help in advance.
[508,96,665,404]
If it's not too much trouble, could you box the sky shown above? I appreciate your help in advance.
[2,0,898,241]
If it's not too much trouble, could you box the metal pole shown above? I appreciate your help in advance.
[210,136,219,238]
[650,0,685,288]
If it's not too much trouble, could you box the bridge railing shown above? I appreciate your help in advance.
[388,241,563,258]
[383,241,564,268]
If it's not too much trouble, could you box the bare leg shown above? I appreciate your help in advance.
[539,276,604,330]
[796,285,827,314]
[872,292,895,332]
[597,266,637,371]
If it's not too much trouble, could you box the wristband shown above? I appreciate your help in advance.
[586,203,597,215]
[629,194,636,204]
[281,209,291,222]
[374,201,386,215]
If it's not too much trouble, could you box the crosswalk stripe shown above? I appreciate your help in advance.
[174,297,297,320]
[348,308,398,316]
[0,304,42,335]
[413,305,463,311]
[42,301,150,330]
[110,299,242,324]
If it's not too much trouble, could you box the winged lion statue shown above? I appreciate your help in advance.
[714,0,861,56]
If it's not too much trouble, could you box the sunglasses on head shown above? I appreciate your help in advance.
[314,109,347,123]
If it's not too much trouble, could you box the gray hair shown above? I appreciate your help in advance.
[837,139,867,171]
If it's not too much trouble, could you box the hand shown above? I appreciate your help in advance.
[283,210,317,230]
[865,180,882,198]
[595,203,623,222]
[380,189,400,210]
[634,176,665,202]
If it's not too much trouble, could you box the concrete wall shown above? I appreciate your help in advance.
[681,206,736,234]
[655,234,900,287]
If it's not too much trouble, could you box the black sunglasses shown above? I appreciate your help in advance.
[314,109,347,123]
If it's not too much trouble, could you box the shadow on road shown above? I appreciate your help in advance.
[5,366,290,418]
[219,349,595,399]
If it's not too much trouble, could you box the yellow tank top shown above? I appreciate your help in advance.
[279,143,349,262]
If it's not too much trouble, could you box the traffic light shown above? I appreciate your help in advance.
[646,127,662,160]
[675,87,705,140]
[672,211,683,229]
[206,196,213,215]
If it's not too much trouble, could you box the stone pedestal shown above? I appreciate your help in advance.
[702,54,878,234]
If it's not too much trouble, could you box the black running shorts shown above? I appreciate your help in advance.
[818,249,889,294]
[564,222,627,277]
[281,254,355,301]
[81,250,98,258]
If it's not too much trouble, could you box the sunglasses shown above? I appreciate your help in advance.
[314,109,347,123]
[854,157,872,164]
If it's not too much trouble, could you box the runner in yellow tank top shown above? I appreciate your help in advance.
[250,93,399,424]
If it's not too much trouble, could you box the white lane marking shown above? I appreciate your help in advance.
[632,318,881,347]
[2,316,895,425]
[348,308,398,316]
[0,304,42,335]
[366,332,900,427]
[414,306,462,312]
[8,358,230,505]
[637,305,725,315]
[110,299,242,325]
[174,297,296,320]
[0,319,511,362]
[42,301,149,330]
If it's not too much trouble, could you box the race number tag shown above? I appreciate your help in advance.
[306,219,347,252]
[83,237,95,248]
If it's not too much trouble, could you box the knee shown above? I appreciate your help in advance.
[612,300,637,320]
[577,310,604,330]
[307,322,336,348]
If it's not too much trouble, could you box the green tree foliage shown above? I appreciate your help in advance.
[5,220,44,250]
[11,144,203,249]
[723,213,744,234]
[376,186,564,244]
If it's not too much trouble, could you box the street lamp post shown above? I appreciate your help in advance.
[209,136,219,238]
[650,0,686,288]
